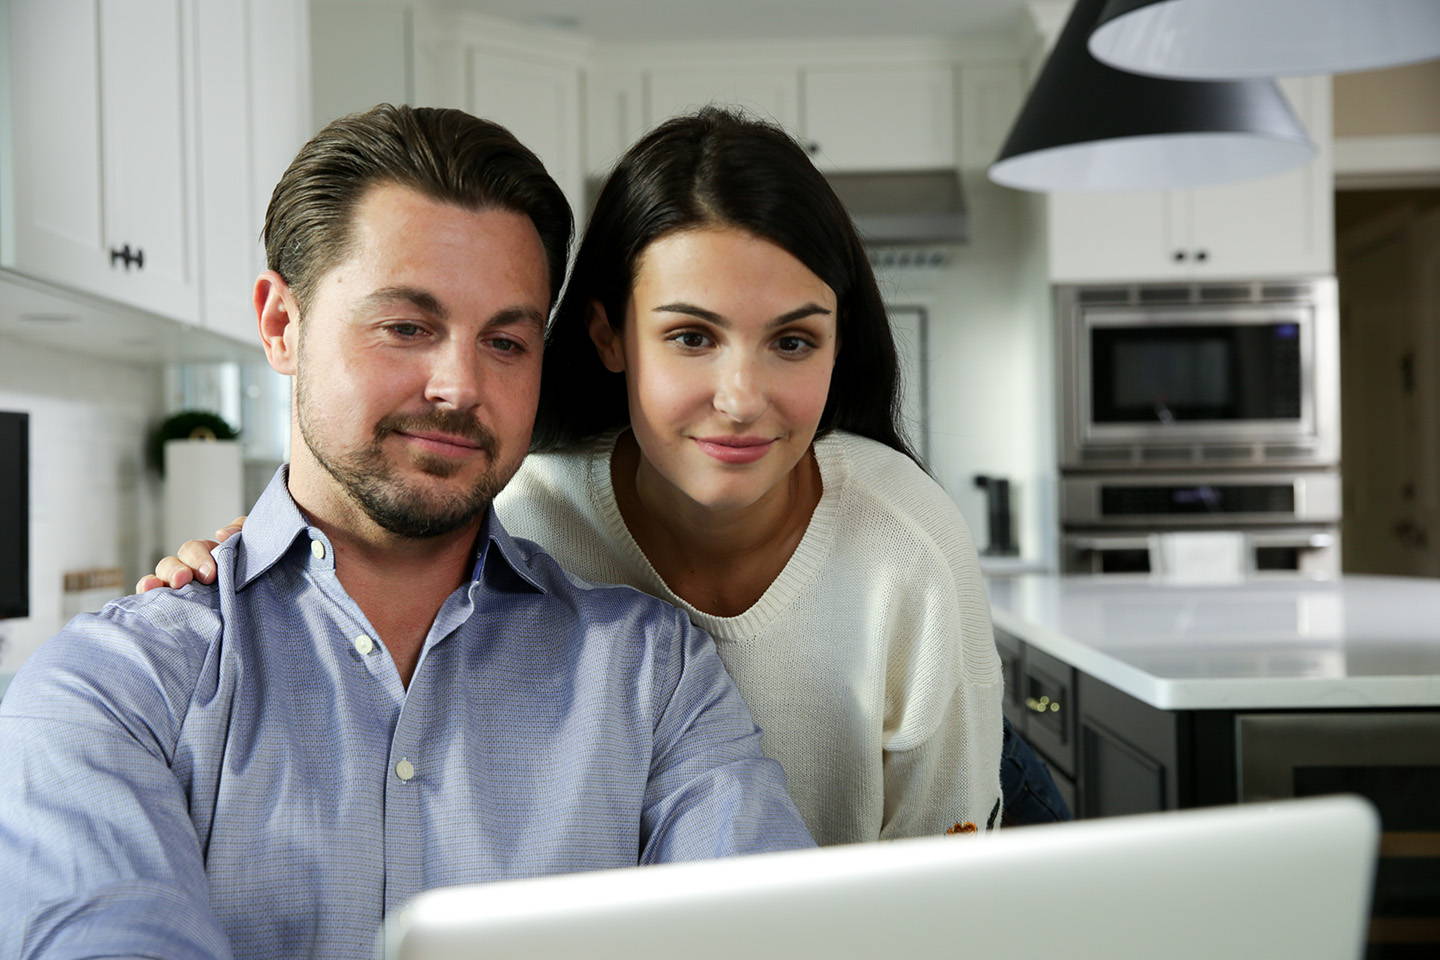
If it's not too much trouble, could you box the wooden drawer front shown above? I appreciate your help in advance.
[1021,645,1076,777]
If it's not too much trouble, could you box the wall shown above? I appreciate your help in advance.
[0,334,164,672]
[1334,61,1440,137]
[880,174,1056,566]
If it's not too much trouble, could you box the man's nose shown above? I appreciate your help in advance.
[712,356,768,424]
[424,341,484,410]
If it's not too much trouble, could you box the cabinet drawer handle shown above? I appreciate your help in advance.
[1026,696,1062,714]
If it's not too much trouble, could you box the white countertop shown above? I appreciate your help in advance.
[986,574,1440,711]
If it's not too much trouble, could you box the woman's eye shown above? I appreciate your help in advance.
[670,331,711,349]
[776,335,816,355]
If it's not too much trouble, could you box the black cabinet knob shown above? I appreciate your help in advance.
[1196,249,1209,263]
[1173,250,1187,262]
[134,247,145,270]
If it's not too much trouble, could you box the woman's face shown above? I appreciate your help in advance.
[590,226,838,514]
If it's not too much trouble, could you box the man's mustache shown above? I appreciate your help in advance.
[374,410,499,458]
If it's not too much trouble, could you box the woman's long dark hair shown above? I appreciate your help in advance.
[531,107,919,465]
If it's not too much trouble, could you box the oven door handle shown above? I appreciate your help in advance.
[1247,533,1336,550]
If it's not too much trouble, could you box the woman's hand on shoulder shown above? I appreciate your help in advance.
[134,516,247,593]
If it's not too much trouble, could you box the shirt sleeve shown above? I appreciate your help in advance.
[638,607,816,862]
[0,611,234,959]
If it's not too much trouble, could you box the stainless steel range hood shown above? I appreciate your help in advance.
[824,169,969,247]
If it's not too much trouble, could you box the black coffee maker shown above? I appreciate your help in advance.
[972,474,1018,557]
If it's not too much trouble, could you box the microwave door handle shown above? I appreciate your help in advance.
[1069,537,1153,552]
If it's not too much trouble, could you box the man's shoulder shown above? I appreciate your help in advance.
[0,584,224,747]
[499,530,683,623]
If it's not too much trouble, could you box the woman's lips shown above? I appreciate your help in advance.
[694,436,775,464]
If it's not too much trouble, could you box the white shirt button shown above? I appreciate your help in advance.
[395,758,416,782]
[310,540,326,560]
[352,635,374,656]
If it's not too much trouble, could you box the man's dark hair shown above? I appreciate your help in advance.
[530,107,919,465]
[263,103,572,309]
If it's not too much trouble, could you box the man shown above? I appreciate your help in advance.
[0,105,812,959]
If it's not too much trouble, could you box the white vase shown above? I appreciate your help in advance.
[163,439,244,555]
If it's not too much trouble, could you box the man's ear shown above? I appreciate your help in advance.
[255,271,300,375]
[586,302,626,373]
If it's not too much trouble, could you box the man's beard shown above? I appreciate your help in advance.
[296,371,507,539]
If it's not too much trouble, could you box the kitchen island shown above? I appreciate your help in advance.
[988,574,1440,953]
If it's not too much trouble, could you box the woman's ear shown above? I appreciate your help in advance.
[586,302,626,373]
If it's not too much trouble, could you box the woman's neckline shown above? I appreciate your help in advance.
[588,429,847,639]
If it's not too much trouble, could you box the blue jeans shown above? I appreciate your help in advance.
[1000,715,1073,825]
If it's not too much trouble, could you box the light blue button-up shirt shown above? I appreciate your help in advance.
[0,468,812,959]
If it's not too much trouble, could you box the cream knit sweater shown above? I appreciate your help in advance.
[494,429,1004,846]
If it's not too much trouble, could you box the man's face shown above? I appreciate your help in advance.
[287,183,549,538]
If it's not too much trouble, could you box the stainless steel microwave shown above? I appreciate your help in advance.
[1056,279,1340,470]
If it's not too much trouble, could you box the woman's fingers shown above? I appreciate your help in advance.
[214,516,247,542]
[177,539,222,583]
[154,554,198,589]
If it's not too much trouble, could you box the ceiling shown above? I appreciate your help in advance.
[425,0,1037,42]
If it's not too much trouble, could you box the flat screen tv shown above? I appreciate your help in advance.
[0,411,29,620]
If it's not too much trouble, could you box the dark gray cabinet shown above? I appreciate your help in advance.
[995,626,1440,958]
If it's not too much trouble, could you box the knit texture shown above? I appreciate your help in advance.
[495,430,1004,845]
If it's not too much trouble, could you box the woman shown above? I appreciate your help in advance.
[146,108,1030,844]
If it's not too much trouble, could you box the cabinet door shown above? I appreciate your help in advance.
[466,49,584,224]
[96,0,199,321]
[1186,76,1334,279]
[7,0,107,289]
[1047,189,1184,283]
[801,63,955,171]
[646,66,800,134]
[6,0,198,322]
[959,63,1026,172]
[194,0,312,344]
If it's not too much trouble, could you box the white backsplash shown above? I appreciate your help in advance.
[0,334,164,672]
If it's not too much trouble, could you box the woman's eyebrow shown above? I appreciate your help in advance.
[653,302,833,328]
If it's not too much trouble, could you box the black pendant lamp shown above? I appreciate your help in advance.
[988,0,1314,193]
[1090,0,1440,79]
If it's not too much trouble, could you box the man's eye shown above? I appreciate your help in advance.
[386,322,425,338]
[488,337,524,353]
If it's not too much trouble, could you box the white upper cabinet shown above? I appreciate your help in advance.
[465,49,584,220]
[647,66,802,134]
[6,0,200,322]
[801,63,956,171]
[3,0,310,340]
[1048,76,1334,282]
[615,57,960,175]
[194,0,312,345]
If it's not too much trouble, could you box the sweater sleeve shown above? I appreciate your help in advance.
[862,445,1005,839]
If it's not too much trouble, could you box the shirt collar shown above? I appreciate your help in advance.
[235,465,546,595]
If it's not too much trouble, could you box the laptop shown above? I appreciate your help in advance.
[381,795,1378,960]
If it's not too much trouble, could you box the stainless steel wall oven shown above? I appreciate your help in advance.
[1057,279,1342,578]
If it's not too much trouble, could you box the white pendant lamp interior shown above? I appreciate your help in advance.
[1090,0,1440,79]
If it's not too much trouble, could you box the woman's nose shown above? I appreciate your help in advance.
[712,358,768,424]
